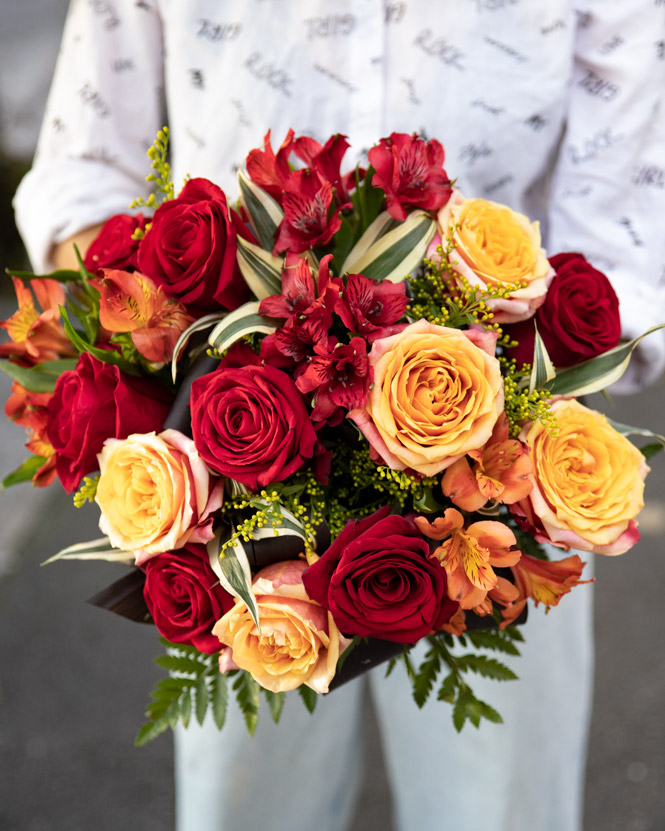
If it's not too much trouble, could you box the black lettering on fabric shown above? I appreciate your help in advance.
[78,83,111,118]
[567,127,624,164]
[190,69,205,89]
[484,174,513,194]
[633,165,665,188]
[414,29,466,71]
[541,20,565,35]
[401,77,421,105]
[483,35,528,63]
[475,0,519,11]
[312,63,358,93]
[525,114,548,131]
[197,19,243,42]
[472,99,504,116]
[112,58,134,72]
[304,15,356,38]
[245,53,293,97]
[577,69,620,101]
[385,2,406,23]
[88,0,120,29]
[459,142,492,165]
[618,217,644,247]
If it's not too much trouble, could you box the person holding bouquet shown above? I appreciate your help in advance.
[13,2,665,831]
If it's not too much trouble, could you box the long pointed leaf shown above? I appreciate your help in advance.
[341,210,436,283]
[60,306,136,373]
[1,455,48,489]
[42,537,134,565]
[236,236,283,300]
[546,325,665,397]
[0,358,78,393]
[341,210,399,273]
[207,528,260,631]
[170,312,226,383]
[237,168,284,251]
[6,267,82,284]
[528,323,556,393]
[606,418,665,452]
[208,301,276,354]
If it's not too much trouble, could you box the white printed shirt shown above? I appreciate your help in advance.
[14,0,665,385]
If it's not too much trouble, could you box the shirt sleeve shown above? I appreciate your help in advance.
[13,0,165,273]
[547,1,665,391]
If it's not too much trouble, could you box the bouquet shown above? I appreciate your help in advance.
[2,128,663,744]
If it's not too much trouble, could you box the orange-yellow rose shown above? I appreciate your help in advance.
[514,399,648,555]
[433,189,554,323]
[213,560,349,694]
[95,428,223,564]
[349,319,504,476]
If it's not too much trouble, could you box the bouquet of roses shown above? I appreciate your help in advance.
[2,128,663,743]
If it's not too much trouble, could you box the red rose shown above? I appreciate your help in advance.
[137,178,249,313]
[303,507,458,643]
[504,252,621,368]
[368,132,452,222]
[47,353,173,493]
[142,543,234,653]
[84,213,147,274]
[190,364,318,490]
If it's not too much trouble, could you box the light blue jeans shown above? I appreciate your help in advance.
[175,560,593,831]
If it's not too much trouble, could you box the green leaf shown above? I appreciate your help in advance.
[413,647,441,708]
[1,455,48,489]
[437,672,457,703]
[413,487,442,514]
[640,442,663,460]
[476,698,503,725]
[528,323,556,393]
[341,209,436,283]
[171,313,226,383]
[298,684,318,714]
[207,527,260,631]
[208,300,277,355]
[546,324,665,397]
[236,235,283,300]
[458,655,518,682]
[329,213,357,276]
[233,672,260,735]
[211,674,229,730]
[41,536,134,565]
[179,689,192,728]
[0,358,78,393]
[154,654,205,675]
[605,418,665,456]
[263,689,286,724]
[237,168,284,251]
[134,701,180,746]
[60,306,136,373]
[466,629,521,657]
[195,677,209,726]
[452,688,473,732]
[6,267,82,283]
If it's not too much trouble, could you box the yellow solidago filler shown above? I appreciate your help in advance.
[519,399,648,555]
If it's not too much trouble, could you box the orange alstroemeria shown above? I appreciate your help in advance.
[99,269,194,363]
[500,552,591,628]
[441,414,533,512]
[5,381,57,487]
[415,508,522,610]
[0,277,75,365]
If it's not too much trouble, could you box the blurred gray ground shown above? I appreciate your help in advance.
[0,3,664,829]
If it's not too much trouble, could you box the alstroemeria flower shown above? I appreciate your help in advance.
[368,132,452,222]
[259,254,340,323]
[335,273,408,343]
[273,170,349,255]
[500,553,589,628]
[0,277,75,365]
[99,269,194,363]
[5,382,56,487]
[296,337,372,423]
[441,414,533,511]
[415,508,521,610]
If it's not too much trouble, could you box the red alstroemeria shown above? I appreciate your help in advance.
[99,269,194,363]
[368,132,452,222]
[273,170,348,255]
[246,129,296,204]
[261,312,332,368]
[0,277,75,365]
[5,381,57,486]
[335,273,409,342]
[259,254,340,322]
[296,337,372,423]
[441,414,533,512]
[310,133,352,203]
[415,508,522,610]
[500,553,590,628]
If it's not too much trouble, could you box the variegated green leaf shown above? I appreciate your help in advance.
[208,301,276,354]
[42,537,134,566]
[236,235,283,300]
[252,506,307,542]
[528,323,556,393]
[341,210,400,273]
[237,168,284,251]
[207,527,260,631]
[606,418,665,451]
[341,209,436,283]
[0,358,78,393]
[546,325,665,397]
[171,312,226,383]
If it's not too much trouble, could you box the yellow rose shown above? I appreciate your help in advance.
[515,399,648,555]
[213,561,348,694]
[434,189,554,323]
[95,428,223,564]
[349,319,504,476]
